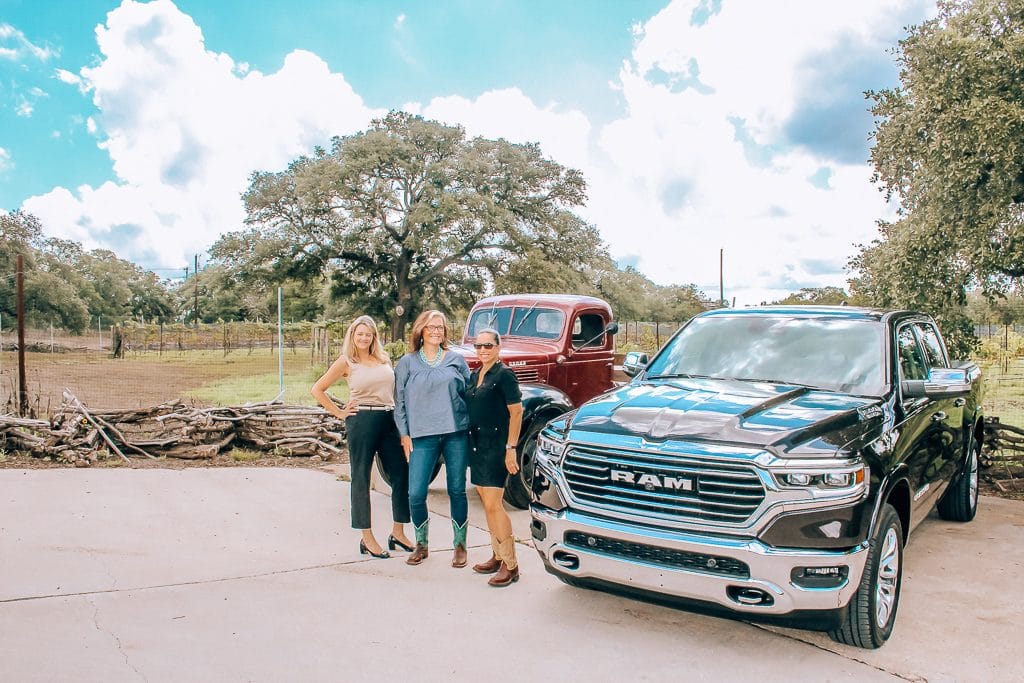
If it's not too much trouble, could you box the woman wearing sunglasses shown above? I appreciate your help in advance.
[394,310,473,567]
[465,328,523,586]
[311,315,413,559]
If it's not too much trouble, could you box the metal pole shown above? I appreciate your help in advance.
[97,315,102,350]
[16,253,28,416]
[194,254,199,327]
[719,248,724,308]
[276,286,284,401]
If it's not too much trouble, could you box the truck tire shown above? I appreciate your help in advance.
[829,503,903,649]
[936,434,979,522]
[503,419,546,509]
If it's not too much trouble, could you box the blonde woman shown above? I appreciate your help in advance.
[311,315,413,559]
[394,310,472,567]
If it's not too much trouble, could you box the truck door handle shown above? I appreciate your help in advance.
[953,398,966,407]
[930,411,947,422]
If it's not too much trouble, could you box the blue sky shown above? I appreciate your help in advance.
[1,0,935,304]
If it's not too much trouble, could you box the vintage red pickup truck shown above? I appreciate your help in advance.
[454,294,619,507]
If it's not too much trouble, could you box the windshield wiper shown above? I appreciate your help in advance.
[645,373,710,380]
[739,377,824,390]
[511,301,539,334]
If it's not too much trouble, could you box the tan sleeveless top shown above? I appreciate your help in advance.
[347,360,396,408]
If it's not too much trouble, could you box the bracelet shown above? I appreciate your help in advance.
[505,444,516,450]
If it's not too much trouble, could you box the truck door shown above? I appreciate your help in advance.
[914,321,962,500]
[893,323,956,529]
[564,310,614,406]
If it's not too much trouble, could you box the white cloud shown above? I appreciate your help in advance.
[15,100,33,117]
[55,68,82,85]
[0,22,58,62]
[21,0,932,307]
[23,0,378,268]
[416,88,592,172]
[0,147,12,172]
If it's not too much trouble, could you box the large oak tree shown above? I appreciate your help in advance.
[851,0,1024,355]
[214,112,599,338]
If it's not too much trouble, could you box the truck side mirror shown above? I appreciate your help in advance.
[605,322,619,335]
[623,351,649,378]
[901,366,975,399]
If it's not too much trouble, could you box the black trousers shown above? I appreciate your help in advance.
[344,410,410,529]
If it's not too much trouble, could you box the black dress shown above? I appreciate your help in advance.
[466,362,522,488]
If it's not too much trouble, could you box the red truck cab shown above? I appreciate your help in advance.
[458,294,616,407]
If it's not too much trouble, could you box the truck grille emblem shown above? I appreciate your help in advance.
[610,469,694,492]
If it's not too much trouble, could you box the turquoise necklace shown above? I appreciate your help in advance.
[419,346,443,367]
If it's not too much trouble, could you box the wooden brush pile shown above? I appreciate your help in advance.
[0,391,346,466]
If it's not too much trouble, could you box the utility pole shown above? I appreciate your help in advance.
[193,254,199,327]
[16,253,27,416]
[719,248,724,308]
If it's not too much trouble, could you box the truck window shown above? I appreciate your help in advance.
[896,326,928,380]
[915,323,949,369]
[510,307,563,339]
[572,313,605,347]
[467,307,512,336]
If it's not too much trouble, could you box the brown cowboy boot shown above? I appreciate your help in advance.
[488,536,520,587]
[452,520,468,568]
[473,534,501,574]
[406,520,429,566]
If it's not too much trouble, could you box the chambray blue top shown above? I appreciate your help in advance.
[393,350,471,438]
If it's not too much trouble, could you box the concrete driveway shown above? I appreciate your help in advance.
[1,466,1021,682]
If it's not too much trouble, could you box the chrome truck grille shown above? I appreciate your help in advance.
[511,367,540,383]
[561,444,766,525]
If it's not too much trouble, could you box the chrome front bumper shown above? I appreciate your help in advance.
[531,506,869,616]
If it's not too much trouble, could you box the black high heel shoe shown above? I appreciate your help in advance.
[359,540,390,559]
[387,534,415,552]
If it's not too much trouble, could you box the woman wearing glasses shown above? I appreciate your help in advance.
[465,328,523,586]
[394,310,472,567]
[311,315,413,559]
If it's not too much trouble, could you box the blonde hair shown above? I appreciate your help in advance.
[342,315,389,365]
[410,309,450,352]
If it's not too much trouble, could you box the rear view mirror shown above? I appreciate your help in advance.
[901,365,978,399]
[623,351,649,378]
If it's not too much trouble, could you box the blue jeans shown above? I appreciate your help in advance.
[408,430,469,528]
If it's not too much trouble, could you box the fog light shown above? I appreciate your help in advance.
[791,565,849,588]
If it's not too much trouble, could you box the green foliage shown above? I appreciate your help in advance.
[852,0,1024,357]
[772,287,849,305]
[384,340,407,364]
[214,111,594,338]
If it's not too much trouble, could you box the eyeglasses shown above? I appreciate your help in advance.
[424,325,445,332]
[473,342,497,349]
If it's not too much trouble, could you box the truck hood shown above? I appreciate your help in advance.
[568,377,886,456]
[450,339,562,366]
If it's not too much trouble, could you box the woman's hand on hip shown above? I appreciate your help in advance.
[401,435,413,460]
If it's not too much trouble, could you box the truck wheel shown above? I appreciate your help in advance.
[829,503,903,649]
[936,435,979,522]
[503,420,546,510]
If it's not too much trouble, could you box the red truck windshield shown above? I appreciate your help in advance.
[466,306,565,340]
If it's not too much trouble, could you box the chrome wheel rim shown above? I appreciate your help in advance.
[968,442,979,509]
[875,527,900,628]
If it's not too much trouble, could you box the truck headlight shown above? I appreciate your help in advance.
[776,464,868,491]
[535,431,568,467]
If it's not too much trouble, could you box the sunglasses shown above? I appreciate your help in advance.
[473,342,497,349]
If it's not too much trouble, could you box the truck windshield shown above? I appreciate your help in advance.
[645,315,887,395]
[466,306,564,341]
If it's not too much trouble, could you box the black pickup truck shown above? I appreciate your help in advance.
[530,306,983,648]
